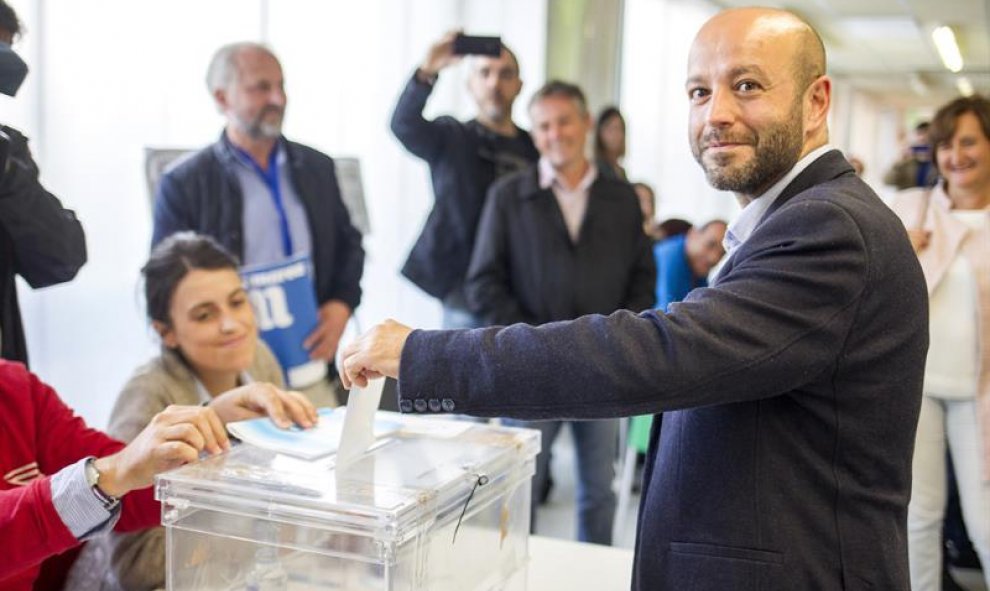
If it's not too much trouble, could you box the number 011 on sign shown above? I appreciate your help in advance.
[241,254,327,388]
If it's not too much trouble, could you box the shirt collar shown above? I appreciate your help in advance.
[723,144,833,254]
[223,133,286,172]
[538,157,598,192]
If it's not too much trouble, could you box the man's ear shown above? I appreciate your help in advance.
[213,88,228,114]
[510,76,523,98]
[153,320,178,349]
[805,75,831,134]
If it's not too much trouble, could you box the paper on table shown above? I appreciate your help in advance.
[336,385,384,467]
[226,406,398,460]
[227,408,342,459]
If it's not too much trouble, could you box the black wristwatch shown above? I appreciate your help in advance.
[84,457,120,511]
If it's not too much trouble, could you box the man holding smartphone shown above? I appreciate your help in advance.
[390,31,539,329]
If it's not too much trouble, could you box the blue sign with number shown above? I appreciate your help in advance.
[241,254,325,387]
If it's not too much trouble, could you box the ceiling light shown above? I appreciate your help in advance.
[931,25,964,73]
[957,76,974,96]
[840,16,920,39]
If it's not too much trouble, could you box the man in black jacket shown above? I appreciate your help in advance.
[153,43,364,396]
[0,3,86,365]
[390,31,538,328]
[343,8,928,590]
[467,80,655,545]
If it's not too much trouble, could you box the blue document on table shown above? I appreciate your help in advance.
[227,408,403,460]
[241,254,326,388]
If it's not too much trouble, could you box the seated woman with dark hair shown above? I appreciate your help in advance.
[70,232,333,590]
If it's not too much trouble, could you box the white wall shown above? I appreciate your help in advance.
[829,77,904,200]
[618,0,926,224]
[619,0,735,226]
[5,0,546,428]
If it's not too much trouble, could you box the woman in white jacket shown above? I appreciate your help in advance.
[890,94,990,591]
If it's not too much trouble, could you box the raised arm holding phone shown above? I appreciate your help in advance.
[390,31,539,328]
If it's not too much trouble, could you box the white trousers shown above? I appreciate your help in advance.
[908,395,990,591]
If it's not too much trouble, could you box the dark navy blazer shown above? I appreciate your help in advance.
[397,150,928,590]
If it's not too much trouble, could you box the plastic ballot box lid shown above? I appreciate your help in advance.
[155,413,540,557]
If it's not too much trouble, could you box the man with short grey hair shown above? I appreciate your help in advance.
[467,79,655,545]
[152,42,364,402]
[204,42,284,140]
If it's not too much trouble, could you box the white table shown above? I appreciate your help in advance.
[527,535,634,590]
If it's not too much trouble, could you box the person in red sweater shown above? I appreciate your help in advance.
[0,360,317,590]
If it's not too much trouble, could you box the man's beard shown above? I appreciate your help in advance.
[480,95,508,122]
[692,103,803,196]
[234,105,284,140]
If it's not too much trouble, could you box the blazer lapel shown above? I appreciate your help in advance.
[575,178,616,246]
[761,149,855,223]
[520,169,572,246]
[712,150,854,286]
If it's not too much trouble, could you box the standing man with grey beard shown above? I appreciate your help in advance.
[343,8,929,589]
[153,43,364,405]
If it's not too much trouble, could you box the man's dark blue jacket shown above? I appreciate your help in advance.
[390,74,538,300]
[395,150,928,590]
[151,135,364,311]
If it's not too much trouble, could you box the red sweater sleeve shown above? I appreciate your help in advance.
[0,362,161,585]
[26,366,125,475]
[0,476,79,582]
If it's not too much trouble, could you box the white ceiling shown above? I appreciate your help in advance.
[709,0,990,109]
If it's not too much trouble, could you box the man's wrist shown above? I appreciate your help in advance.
[93,455,128,498]
[50,458,121,539]
[415,67,439,86]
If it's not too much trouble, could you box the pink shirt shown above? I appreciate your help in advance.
[538,157,598,243]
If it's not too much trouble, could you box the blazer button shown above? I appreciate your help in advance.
[428,398,441,412]
[413,399,428,413]
[399,399,413,413]
[441,398,456,412]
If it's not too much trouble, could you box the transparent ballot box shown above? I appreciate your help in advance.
[156,414,540,591]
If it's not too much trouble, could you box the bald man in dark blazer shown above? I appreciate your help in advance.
[342,8,928,590]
